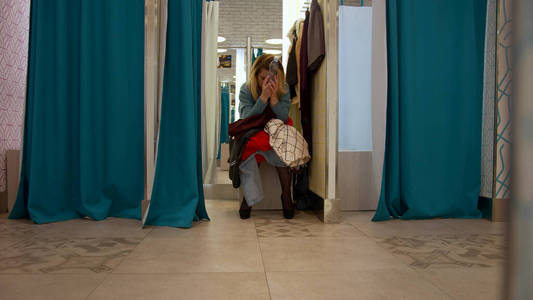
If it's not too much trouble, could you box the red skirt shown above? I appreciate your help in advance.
[241,118,293,163]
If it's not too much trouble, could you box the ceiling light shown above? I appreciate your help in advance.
[217,49,227,53]
[266,38,283,45]
[263,49,282,55]
[217,36,226,43]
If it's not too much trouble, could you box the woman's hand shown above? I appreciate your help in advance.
[269,76,280,106]
[259,76,274,103]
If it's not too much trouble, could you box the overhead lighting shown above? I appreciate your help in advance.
[217,49,227,53]
[217,36,226,43]
[263,49,282,55]
[266,38,283,45]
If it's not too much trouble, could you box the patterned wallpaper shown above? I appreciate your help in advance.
[495,0,512,199]
[480,0,497,198]
[0,0,29,192]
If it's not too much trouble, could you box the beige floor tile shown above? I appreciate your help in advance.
[205,199,240,211]
[343,212,463,238]
[0,237,25,251]
[267,270,452,300]
[146,201,257,240]
[377,233,505,269]
[114,237,264,273]
[204,201,254,223]
[88,273,270,300]
[438,218,507,234]
[254,213,364,239]
[0,218,52,241]
[253,210,320,221]
[38,217,150,239]
[146,218,257,240]
[0,237,141,274]
[417,267,503,300]
[0,274,106,300]
[259,237,408,272]
[214,168,232,185]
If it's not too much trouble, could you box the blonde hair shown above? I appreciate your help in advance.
[247,54,287,99]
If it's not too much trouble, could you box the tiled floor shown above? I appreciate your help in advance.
[0,200,504,300]
[215,167,232,185]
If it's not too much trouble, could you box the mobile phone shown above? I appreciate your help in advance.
[268,57,280,83]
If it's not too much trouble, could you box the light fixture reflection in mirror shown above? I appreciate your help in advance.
[263,49,282,55]
[266,38,283,45]
[217,36,226,43]
[217,48,227,53]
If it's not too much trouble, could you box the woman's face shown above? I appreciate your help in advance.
[256,68,269,89]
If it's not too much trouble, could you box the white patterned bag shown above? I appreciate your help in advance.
[265,119,311,168]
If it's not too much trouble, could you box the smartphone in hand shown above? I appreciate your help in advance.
[268,57,280,83]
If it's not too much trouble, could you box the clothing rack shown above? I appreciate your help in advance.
[299,0,311,15]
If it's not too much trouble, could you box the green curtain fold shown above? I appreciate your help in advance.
[373,0,487,221]
[220,85,230,144]
[144,0,209,228]
[217,85,230,159]
[10,0,145,223]
[252,48,263,66]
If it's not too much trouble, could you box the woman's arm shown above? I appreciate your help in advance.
[239,84,268,119]
[270,84,291,122]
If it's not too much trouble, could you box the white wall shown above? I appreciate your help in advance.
[338,0,387,211]
[338,7,373,152]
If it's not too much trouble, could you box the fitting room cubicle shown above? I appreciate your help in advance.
[141,0,339,222]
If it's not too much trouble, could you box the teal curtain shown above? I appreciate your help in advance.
[252,48,263,65]
[373,0,487,221]
[220,85,230,144]
[144,0,209,228]
[217,85,230,159]
[9,0,144,223]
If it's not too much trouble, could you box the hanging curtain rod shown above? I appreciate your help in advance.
[340,0,365,5]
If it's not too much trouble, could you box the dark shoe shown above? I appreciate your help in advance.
[276,166,295,219]
[239,198,251,219]
[281,196,295,219]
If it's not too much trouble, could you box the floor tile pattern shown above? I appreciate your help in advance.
[0,237,141,274]
[377,234,505,269]
[0,201,505,300]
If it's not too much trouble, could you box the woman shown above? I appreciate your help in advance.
[238,54,294,219]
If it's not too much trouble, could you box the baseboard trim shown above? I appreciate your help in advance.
[323,198,341,224]
[492,198,509,222]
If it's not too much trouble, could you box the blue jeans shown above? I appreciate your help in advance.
[239,150,286,207]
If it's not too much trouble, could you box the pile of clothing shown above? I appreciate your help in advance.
[228,107,310,207]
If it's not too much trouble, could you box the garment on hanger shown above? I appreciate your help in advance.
[287,20,303,133]
[286,22,299,97]
[307,0,325,71]
[299,11,312,153]
[295,20,304,108]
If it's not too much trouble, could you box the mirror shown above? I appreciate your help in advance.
[202,1,283,189]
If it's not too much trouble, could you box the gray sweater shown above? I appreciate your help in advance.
[238,83,291,122]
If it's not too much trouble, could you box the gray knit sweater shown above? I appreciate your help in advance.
[238,83,291,122]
